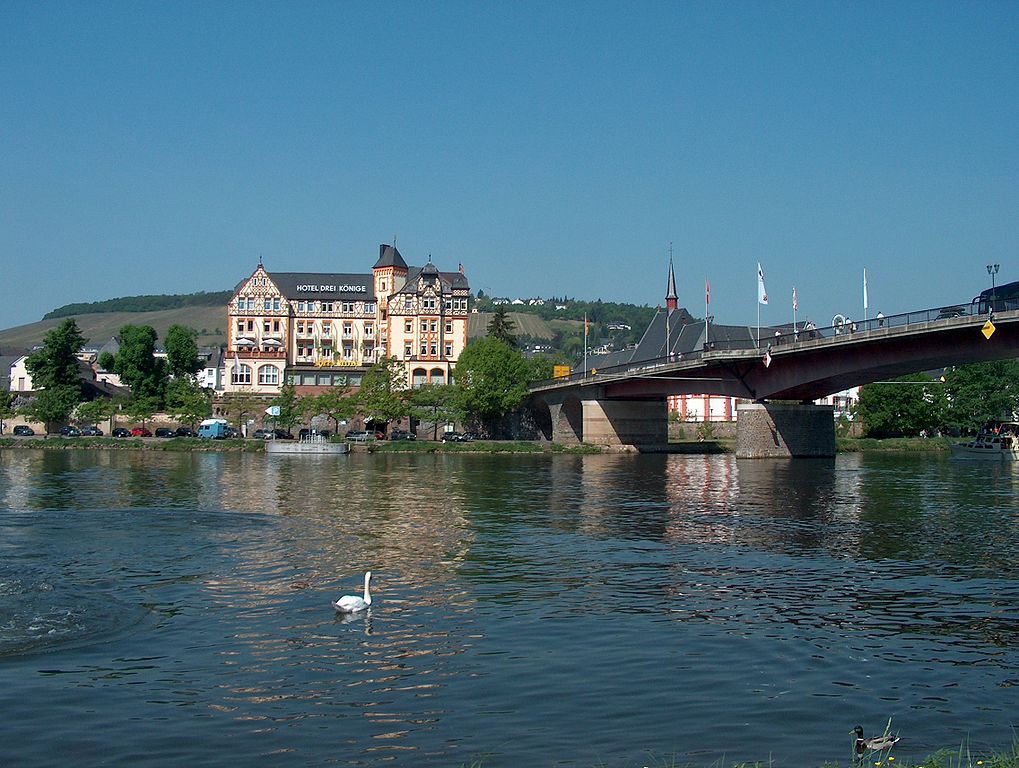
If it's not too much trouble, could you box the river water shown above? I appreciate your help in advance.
[1,448,1016,767]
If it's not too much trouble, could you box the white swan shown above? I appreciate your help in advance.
[332,571,372,613]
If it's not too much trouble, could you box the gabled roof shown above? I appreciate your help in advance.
[267,272,375,301]
[394,265,470,296]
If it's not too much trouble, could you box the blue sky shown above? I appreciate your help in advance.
[2,1,1016,332]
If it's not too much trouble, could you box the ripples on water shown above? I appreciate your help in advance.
[0,448,1017,767]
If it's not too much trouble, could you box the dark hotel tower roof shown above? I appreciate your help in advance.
[373,243,407,270]
[267,272,376,301]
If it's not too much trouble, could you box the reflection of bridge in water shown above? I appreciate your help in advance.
[529,301,1019,457]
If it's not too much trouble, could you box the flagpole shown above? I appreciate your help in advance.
[792,287,797,339]
[583,312,588,375]
[705,278,709,348]
[863,267,869,322]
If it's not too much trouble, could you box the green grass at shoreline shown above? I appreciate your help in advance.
[1,435,957,455]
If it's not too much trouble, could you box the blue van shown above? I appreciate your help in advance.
[197,419,228,439]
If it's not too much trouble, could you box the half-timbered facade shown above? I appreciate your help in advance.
[225,245,470,396]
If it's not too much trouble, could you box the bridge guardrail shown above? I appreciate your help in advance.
[531,298,1014,390]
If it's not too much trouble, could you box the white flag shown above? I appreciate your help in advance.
[792,286,798,312]
[763,349,772,368]
[757,263,768,305]
[863,268,869,310]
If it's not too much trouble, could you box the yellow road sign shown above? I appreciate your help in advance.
[982,319,996,339]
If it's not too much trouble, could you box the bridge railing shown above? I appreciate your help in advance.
[531,298,1002,389]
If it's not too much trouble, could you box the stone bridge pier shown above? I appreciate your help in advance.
[537,389,668,450]
[735,402,835,458]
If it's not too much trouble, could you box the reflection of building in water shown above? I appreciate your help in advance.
[662,455,738,544]
[667,388,859,422]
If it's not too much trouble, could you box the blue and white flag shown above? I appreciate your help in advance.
[757,263,768,305]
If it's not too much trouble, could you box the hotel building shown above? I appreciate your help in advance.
[225,244,470,396]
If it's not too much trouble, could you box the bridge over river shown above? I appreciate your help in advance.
[529,301,1019,457]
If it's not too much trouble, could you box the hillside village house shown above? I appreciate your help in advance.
[225,244,469,396]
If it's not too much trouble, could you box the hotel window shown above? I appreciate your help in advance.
[264,321,271,333]
[258,366,279,385]
[404,297,413,311]
[322,302,333,312]
[247,320,254,332]
[365,302,376,313]
[429,343,437,356]
[405,344,412,357]
[365,324,374,337]
[322,323,331,336]
[233,364,252,385]
[420,343,427,356]
[420,320,427,332]
[273,320,280,332]
[444,343,452,356]
[342,302,354,313]
[343,345,353,360]
[430,321,437,332]
[273,298,280,311]
[405,320,412,333]
[445,321,452,333]
[297,322,304,334]
[298,302,305,312]
[343,323,353,337]
[444,299,452,311]
[364,344,374,358]
[236,321,244,333]
[264,298,271,311]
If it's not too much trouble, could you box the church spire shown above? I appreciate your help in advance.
[665,243,678,311]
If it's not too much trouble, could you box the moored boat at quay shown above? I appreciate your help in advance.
[265,435,350,455]
[949,422,1019,460]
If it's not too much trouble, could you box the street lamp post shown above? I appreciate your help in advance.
[987,263,1000,313]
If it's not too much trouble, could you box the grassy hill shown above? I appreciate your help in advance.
[0,306,229,352]
[0,304,572,353]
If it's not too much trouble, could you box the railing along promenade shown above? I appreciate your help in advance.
[531,297,1015,393]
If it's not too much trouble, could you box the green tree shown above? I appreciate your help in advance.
[312,387,356,433]
[164,324,202,378]
[943,360,1019,434]
[110,325,167,403]
[453,337,533,434]
[409,384,461,440]
[166,378,213,427]
[0,390,14,434]
[855,374,947,438]
[76,398,115,430]
[486,305,517,347]
[269,381,304,432]
[356,357,408,430]
[24,387,82,433]
[25,318,87,391]
[124,396,158,428]
[219,391,263,436]
[23,319,88,430]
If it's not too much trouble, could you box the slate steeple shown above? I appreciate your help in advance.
[665,249,678,311]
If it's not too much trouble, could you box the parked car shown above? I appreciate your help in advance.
[273,429,294,440]
[441,431,464,443]
[13,425,35,436]
[154,427,174,438]
[390,429,416,441]
[59,425,82,437]
[252,428,272,439]
[461,432,479,442]
[175,427,195,437]
[223,426,238,438]
[80,426,104,436]
[130,427,153,437]
[112,427,131,438]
